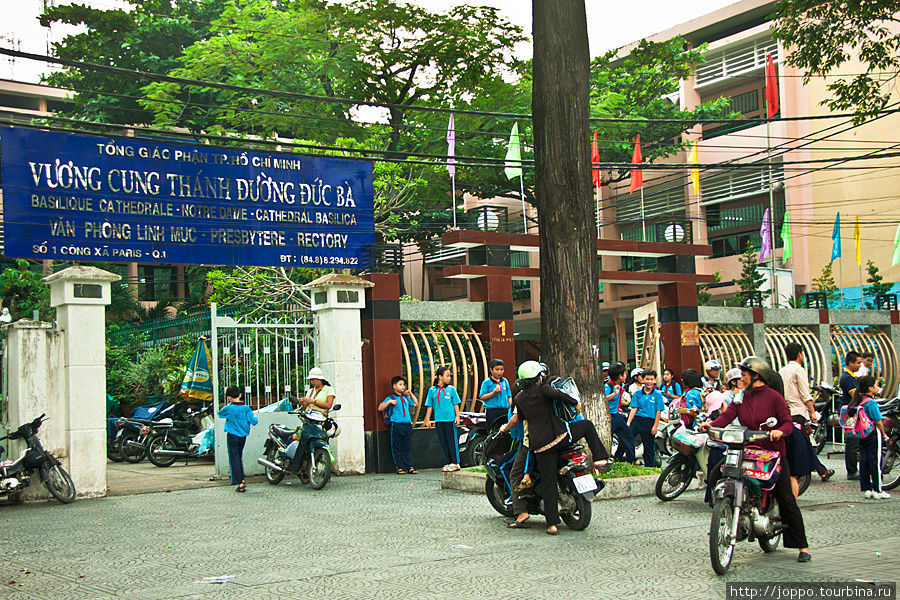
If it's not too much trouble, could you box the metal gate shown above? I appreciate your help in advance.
[210,303,317,479]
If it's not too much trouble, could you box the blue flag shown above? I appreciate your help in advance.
[831,212,841,263]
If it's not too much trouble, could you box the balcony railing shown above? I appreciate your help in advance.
[695,35,778,89]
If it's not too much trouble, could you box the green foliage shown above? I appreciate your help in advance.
[0,260,51,321]
[725,244,769,307]
[593,462,661,479]
[812,263,840,300]
[864,259,894,308]
[785,293,806,308]
[113,337,196,404]
[697,270,723,306]
[773,0,900,123]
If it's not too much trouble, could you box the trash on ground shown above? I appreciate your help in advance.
[196,576,236,584]
[451,544,473,550]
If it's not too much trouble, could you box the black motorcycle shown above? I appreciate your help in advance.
[811,382,840,455]
[258,405,341,490]
[145,404,214,467]
[115,401,184,463]
[0,414,76,504]
[877,397,900,491]
[459,412,490,467]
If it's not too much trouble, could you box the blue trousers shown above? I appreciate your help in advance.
[390,422,414,471]
[226,433,246,485]
[630,415,657,467]
[435,421,460,464]
[611,413,635,463]
[859,433,883,493]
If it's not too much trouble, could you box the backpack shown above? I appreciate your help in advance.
[839,398,875,439]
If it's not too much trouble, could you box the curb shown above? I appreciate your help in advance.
[441,469,703,500]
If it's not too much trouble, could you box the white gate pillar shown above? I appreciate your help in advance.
[42,266,119,497]
[304,274,373,474]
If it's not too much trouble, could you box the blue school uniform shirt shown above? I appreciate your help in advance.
[859,397,883,424]
[661,381,682,398]
[631,388,665,419]
[604,379,623,415]
[425,385,461,422]
[218,402,258,437]
[684,388,704,413]
[508,407,524,442]
[384,394,415,425]
[479,377,512,410]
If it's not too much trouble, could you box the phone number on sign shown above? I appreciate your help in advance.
[284,254,359,266]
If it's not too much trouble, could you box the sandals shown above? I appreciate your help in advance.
[447,464,461,472]
[820,469,835,482]
[236,482,247,492]
[507,519,530,529]
[407,469,418,475]
[396,469,407,475]
[546,526,559,536]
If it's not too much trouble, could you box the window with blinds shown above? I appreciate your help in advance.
[614,177,688,223]
[700,163,784,206]
[694,35,778,88]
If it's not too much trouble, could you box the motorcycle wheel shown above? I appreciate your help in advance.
[560,491,592,531]
[44,464,76,504]
[107,440,124,463]
[709,497,735,576]
[813,424,826,455]
[119,431,146,463]
[655,456,693,501]
[485,477,514,517]
[307,448,332,490]
[882,442,900,491]
[757,501,782,553]
[797,472,811,497]
[147,436,178,467]
[264,447,285,485]
[469,436,488,468]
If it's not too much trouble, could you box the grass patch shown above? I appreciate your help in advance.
[463,466,486,473]
[596,462,661,480]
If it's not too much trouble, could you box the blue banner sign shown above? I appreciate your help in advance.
[0,127,375,268]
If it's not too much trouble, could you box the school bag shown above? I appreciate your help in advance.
[839,398,875,439]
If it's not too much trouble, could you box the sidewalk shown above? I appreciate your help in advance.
[106,460,262,496]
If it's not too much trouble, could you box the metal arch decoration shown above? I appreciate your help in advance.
[764,327,827,386]
[831,326,898,397]
[400,324,489,423]
[699,325,754,374]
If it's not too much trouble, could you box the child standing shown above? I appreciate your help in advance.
[626,370,665,467]
[847,376,891,499]
[479,358,512,429]
[681,369,705,428]
[378,375,418,474]
[218,386,259,492]
[660,368,682,403]
[424,366,462,472]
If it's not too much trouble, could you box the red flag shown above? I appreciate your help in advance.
[766,53,779,118]
[591,129,601,187]
[629,135,643,194]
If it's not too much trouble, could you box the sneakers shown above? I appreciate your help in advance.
[875,491,891,500]
[864,490,875,499]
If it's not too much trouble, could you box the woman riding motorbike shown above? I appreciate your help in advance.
[499,361,610,535]
[699,356,812,563]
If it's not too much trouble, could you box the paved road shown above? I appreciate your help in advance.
[2,455,896,599]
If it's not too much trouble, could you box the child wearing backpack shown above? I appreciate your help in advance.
[378,375,418,474]
[840,375,890,499]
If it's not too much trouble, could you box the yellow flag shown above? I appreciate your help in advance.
[854,215,861,265]
[689,140,700,196]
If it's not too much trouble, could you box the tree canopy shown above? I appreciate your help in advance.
[773,0,900,122]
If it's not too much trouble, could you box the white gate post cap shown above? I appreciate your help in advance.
[302,273,373,311]
[42,266,121,308]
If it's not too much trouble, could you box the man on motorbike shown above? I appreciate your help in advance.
[700,356,811,563]
[500,361,610,535]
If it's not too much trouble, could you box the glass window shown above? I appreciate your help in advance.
[137,265,177,301]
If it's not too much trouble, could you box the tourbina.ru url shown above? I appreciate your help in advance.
[726,583,896,600]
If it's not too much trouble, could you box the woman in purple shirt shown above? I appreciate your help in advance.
[701,356,811,563]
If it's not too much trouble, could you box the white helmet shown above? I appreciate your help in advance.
[631,367,644,378]
[517,361,544,380]
[704,360,721,372]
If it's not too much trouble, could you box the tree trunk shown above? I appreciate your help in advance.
[532,0,610,447]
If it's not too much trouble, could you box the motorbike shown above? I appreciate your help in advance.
[145,404,215,467]
[811,382,840,455]
[0,414,76,504]
[115,401,180,463]
[655,417,715,501]
[459,412,490,467]
[877,397,900,490]
[257,404,341,490]
[707,419,787,575]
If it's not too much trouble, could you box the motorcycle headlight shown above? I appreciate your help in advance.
[721,429,744,444]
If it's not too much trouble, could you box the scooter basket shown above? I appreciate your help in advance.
[672,438,696,456]
[741,447,781,487]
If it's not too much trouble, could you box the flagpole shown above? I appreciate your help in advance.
[451,174,457,228]
[859,261,864,309]
[519,173,528,234]
[595,184,601,240]
[640,186,646,241]
[766,114,778,308]
[838,258,844,309]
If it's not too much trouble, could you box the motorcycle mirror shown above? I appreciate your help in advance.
[764,416,778,428]
[332,404,341,411]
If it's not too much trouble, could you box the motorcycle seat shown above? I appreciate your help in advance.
[272,425,295,438]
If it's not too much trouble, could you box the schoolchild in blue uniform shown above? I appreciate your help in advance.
[681,369,705,429]
[479,358,512,429]
[424,366,462,472]
[660,368,683,403]
[218,386,259,492]
[850,376,891,499]
[605,363,635,463]
[378,375,418,474]
[626,370,665,467]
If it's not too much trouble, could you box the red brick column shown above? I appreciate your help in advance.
[360,273,401,434]
[468,275,516,372]
[658,281,702,377]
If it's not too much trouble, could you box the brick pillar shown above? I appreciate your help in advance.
[468,275,515,371]
[658,282,701,376]
[361,273,402,473]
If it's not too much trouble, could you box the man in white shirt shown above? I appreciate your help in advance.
[856,352,873,378]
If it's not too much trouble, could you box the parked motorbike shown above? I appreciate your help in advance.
[707,419,787,575]
[811,382,840,455]
[115,401,181,463]
[655,420,713,501]
[0,414,76,504]
[877,397,900,490]
[258,405,341,490]
[145,404,215,467]
[459,412,490,467]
